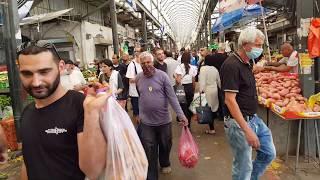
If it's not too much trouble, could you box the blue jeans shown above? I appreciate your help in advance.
[224,115,276,180]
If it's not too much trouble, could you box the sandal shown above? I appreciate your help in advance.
[205,130,216,135]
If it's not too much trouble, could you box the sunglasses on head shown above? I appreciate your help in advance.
[17,40,62,60]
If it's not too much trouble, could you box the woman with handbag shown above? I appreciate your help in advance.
[199,56,221,134]
[174,52,197,128]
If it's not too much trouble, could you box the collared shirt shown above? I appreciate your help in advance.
[220,53,258,116]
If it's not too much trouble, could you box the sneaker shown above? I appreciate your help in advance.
[205,130,216,135]
[161,167,172,174]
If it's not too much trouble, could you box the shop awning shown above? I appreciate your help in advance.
[212,4,267,33]
[20,8,73,26]
[18,0,34,19]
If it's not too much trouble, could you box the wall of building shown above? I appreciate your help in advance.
[82,21,113,64]
[21,20,114,66]
[21,20,82,61]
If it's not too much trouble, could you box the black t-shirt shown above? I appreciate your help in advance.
[21,90,85,180]
[154,61,168,73]
[220,53,258,116]
[119,63,130,99]
[114,63,127,78]
[205,53,228,72]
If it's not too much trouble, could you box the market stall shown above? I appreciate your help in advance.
[255,71,320,171]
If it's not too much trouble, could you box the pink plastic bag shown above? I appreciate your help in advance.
[178,127,199,168]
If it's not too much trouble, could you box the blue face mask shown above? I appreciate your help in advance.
[246,47,263,60]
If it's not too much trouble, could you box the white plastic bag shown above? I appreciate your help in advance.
[189,93,208,114]
[100,97,148,180]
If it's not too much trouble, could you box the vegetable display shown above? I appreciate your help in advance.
[255,72,320,118]
[0,71,9,90]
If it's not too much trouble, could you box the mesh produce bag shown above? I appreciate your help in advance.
[100,97,148,180]
[178,127,199,168]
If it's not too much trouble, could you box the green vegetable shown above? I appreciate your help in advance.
[0,96,11,109]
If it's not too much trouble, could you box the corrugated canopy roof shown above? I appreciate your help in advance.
[159,0,210,47]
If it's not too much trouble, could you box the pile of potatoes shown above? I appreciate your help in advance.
[255,72,320,112]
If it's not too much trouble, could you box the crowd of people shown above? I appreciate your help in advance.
[0,27,303,180]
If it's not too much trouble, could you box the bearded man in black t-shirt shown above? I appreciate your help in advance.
[17,41,110,180]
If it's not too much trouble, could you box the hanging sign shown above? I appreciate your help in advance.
[219,0,246,13]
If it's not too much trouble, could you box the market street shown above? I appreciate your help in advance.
[1,111,320,179]
[1,1,320,180]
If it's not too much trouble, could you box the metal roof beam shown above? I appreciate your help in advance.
[135,0,161,28]
[162,1,200,13]
[149,0,175,39]
[81,0,109,19]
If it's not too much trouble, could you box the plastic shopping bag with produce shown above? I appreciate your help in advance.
[189,92,207,114]
[178,126,199,168]
[100,97,148,180]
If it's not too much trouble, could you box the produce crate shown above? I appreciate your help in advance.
[297,111,320,118]
[0,117,18,151]
[271,103,320,119]
[258,96,271,108]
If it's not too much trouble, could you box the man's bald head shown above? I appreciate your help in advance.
[281,43,294,57]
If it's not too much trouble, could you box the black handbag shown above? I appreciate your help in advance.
[196,93,213,124]
[174,84,187,104]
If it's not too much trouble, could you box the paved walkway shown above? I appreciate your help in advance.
[159,117,320,180]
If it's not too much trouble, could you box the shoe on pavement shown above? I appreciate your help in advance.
[205,130,216,135]
[161,167,172,174]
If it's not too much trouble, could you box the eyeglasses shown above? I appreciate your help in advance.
[17,40,61,60]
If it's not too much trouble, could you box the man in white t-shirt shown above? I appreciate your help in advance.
[264,43,299,73]
[61,60,87,91]
[126,47,143,124]
[164,51,180,86]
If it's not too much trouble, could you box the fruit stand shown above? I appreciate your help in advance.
[0,67,17,151]
[0,71,10,95]
[255,71,320,171]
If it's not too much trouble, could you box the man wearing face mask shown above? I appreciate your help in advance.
[135,51,188,180]
[221,27,276,180]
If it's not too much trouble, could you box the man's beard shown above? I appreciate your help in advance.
[23,74,60,99]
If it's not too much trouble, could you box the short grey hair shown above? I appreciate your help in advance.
[139,51,154,62]
[238,27,265,48]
